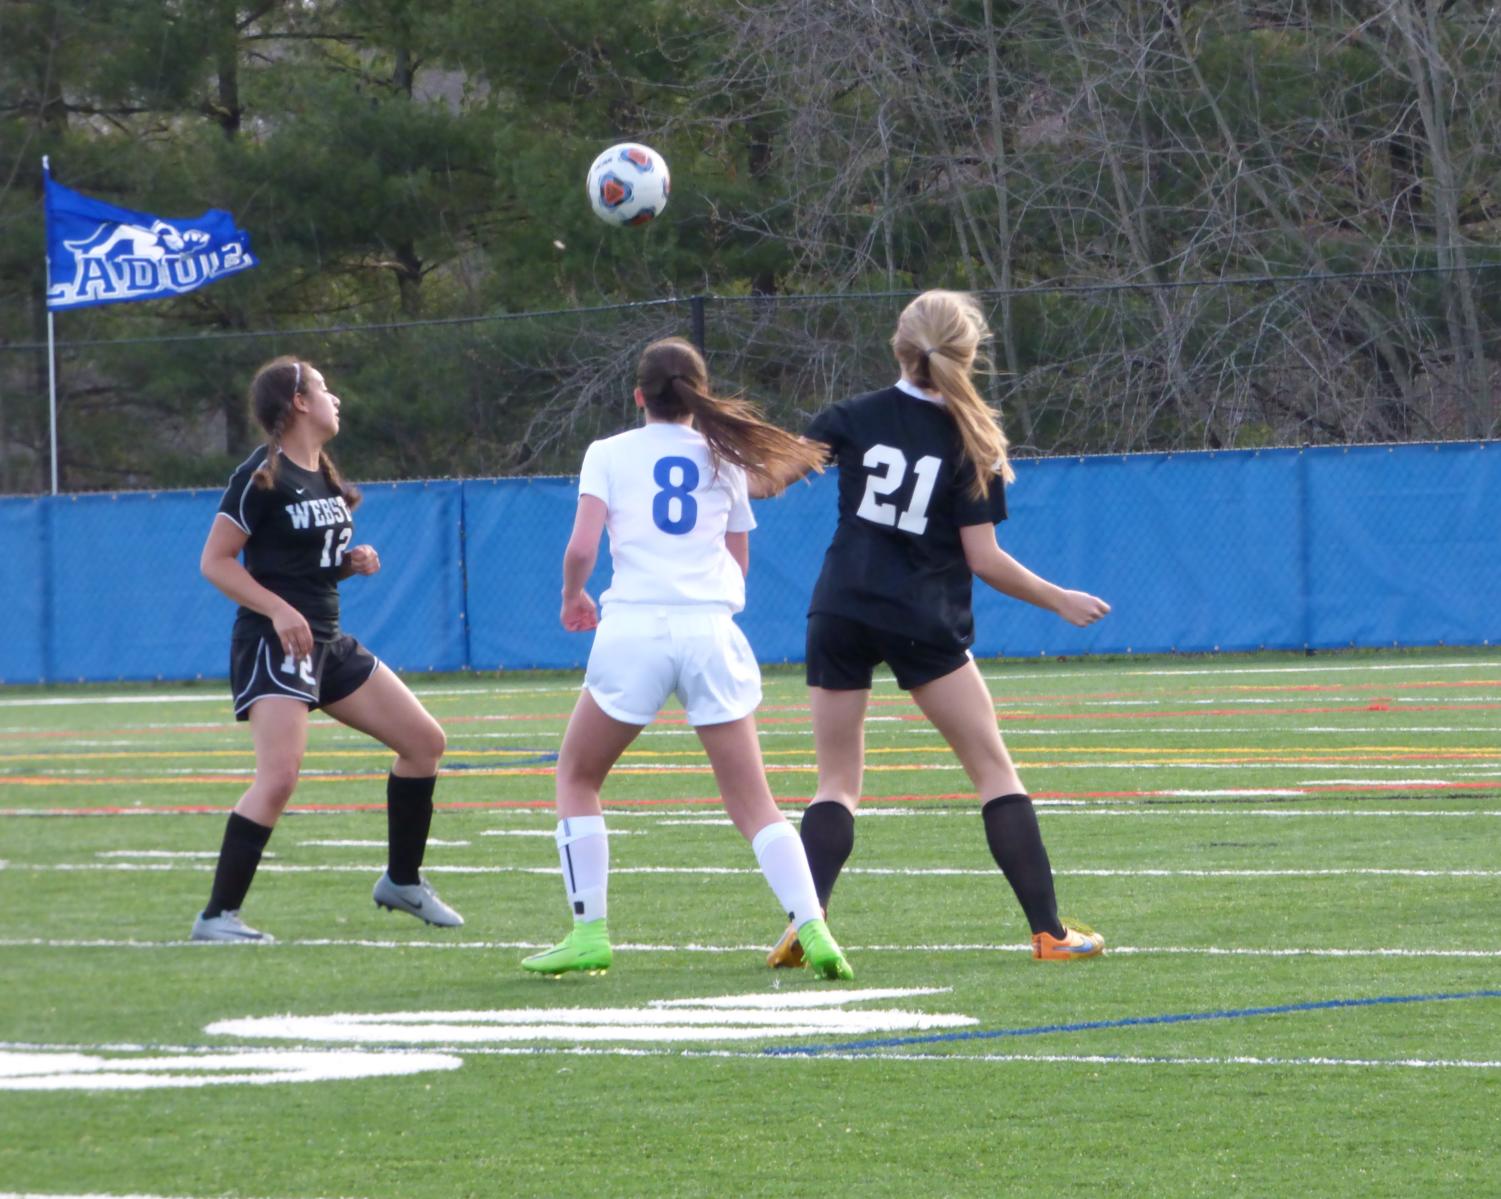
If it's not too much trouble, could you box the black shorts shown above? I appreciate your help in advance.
[805,612,971,691]
[230,632,380,720]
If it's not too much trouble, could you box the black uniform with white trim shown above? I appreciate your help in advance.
[804,380,1008,690]
[216,446,377,718]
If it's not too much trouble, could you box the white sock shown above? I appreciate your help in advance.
[555,815,608,922]
[751,820,822,927]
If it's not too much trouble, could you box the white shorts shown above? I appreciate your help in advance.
[585,605,762,727]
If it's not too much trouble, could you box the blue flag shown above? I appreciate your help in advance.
[44,170,257,311]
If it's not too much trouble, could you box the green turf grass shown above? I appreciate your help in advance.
[2,649,1499,1197]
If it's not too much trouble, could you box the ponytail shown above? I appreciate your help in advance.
[892,291,1014,496]
[638,338,824,489]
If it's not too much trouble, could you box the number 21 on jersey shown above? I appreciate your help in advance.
[855,444,940,534]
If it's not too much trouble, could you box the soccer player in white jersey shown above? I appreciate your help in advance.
[193,356,462,942]
[758,291,1111,967]
[522,337,853,979]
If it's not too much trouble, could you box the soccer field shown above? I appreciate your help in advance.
[2,649,1499,1198]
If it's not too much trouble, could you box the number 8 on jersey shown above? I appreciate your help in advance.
[652,455,699,534]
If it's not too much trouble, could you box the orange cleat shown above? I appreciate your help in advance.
[766,920,807,968]
[1032,920,1105,960]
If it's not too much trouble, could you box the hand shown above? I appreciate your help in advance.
[346,544,380,575]
[272,603,315,659]
[1055,589,1111,627]
[560,591,599,632]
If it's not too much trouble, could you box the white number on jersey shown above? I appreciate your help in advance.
[854,444,941,535]
[320,526,353,568]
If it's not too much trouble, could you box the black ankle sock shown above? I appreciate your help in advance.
[981,794,1065,939]
[387,773,437,886]
[799,801,855,910]
[204,811,274,918]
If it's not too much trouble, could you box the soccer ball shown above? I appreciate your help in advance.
[586,142,670,227]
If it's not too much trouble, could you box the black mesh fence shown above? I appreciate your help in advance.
[2,264,1499,495]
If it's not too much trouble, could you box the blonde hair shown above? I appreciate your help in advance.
[637,337,825,489]
[891,290,1014,496]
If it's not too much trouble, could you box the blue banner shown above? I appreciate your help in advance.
[44,169,256,311]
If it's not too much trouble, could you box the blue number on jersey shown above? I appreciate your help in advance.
[652,456,699,534]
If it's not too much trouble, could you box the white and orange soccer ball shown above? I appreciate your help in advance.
[586,142,670,227]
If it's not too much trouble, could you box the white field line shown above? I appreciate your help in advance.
[2,937,1498,959]
[7,1042,1492,1073]
[297,838,470,848]
[7,861,1500,879]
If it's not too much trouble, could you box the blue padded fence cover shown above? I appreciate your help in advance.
[463,476,613,671]
[1304,442,1500,650]
[338,480,467,673]
[45,490,225,682]
[3,442,1495,684]
[0,498,46,683]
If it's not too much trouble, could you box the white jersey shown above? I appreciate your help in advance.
[578,421,756,613]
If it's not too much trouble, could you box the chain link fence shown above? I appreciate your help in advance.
[1,264,1499,495]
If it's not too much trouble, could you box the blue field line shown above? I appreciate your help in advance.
[445,752,559,769]
[764,988,1501,1057]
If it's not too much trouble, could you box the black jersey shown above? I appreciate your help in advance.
[805,383,1007,649]
[216,445,354,641]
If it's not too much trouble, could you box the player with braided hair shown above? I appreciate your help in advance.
[191,356,462,942]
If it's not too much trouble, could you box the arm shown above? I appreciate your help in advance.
[560,494,607,631]
[958,523,1111,627]
[725,530,749,577]
[199,514,315,657]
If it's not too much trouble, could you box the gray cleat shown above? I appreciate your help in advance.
[191,910,274,943]
[373,872,464,927]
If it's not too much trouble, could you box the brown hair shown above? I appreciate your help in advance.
[891,290,1014,496]
[636,337,824,489]
[247,355,361,509]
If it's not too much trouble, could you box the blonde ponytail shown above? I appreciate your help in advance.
[892,291,1014,496]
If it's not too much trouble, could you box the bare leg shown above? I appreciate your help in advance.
[694,714,782,838]
[322,664,446,775]
[554,689,645,818]
[911,659,1065,940]
[908,659,1024,799]
[234,697,310,826]
[808,686,870,813]
[697,714,830,947]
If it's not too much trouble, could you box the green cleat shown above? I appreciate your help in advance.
[797,917,853,981]
[521,919,612,976]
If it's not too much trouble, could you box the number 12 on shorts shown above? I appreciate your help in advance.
[652,456,699,534]
[281,651,315,686]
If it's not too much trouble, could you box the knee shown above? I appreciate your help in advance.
[421,720,447,765]
[258,759,301,805]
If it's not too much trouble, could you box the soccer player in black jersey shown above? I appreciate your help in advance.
[760,290,1111,966]
[191,356,462,942]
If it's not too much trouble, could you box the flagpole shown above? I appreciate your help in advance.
[46,309,58,495]
[42,155,59,495]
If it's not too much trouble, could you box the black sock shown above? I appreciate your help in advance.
[204,812,274,918]
[799,801,855,910]
[982,794,1065,938]
[387,773,437,885]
